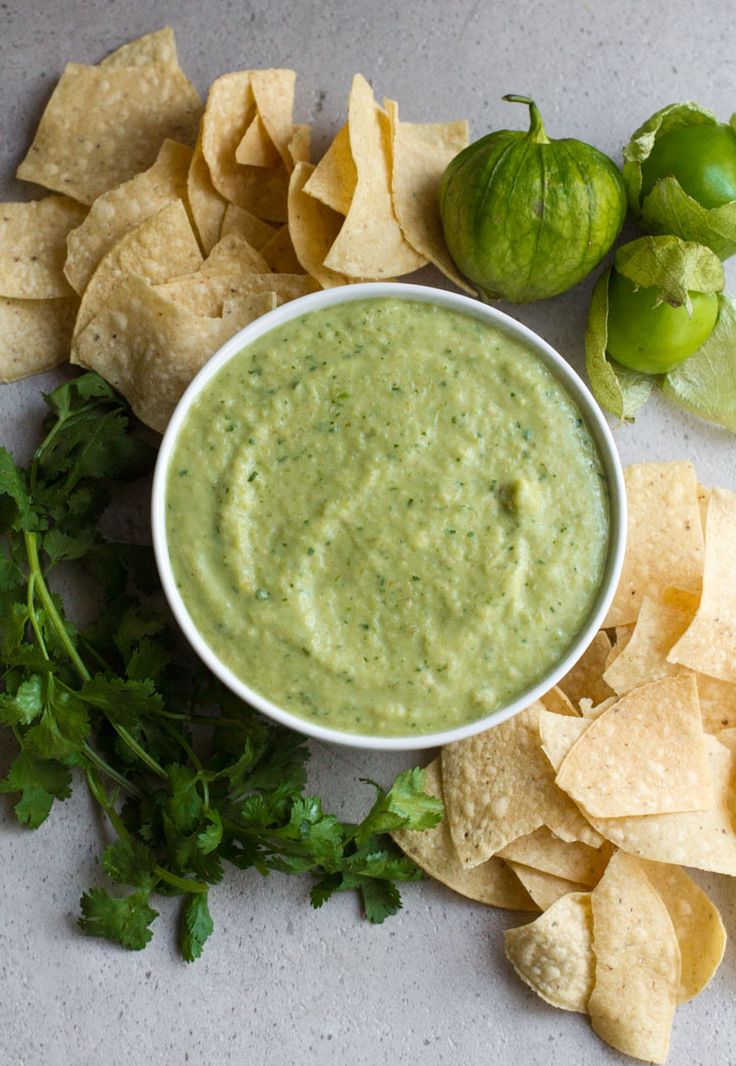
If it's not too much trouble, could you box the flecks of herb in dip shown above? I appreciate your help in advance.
[166,298,609,736]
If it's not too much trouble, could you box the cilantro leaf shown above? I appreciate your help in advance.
[24,680,90,762]
[0,448,38,531]
[0,748,72,828]
[360,879,403,924]
[181,891,214,962]
[79,887,158,950]
[0,674,44,726]
[196,810,223,855]
[101,837,157,890]
[354,768,444,843]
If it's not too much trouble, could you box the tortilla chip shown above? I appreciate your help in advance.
[602,596,693,695]
[64,140,192,294]
[384,98,472,292]
[201,72,290,221]
[546,729,736,875]
[99,27,178,69]
[259,225,304,274]
[716,727,736,748]
[391,760,536,911]
[589,851,680,1064]
[73,275,273,432]
[235,115,280,168]
[498,828,611,887]
[504,892,594,1012]
[503,862,588,911]
[442,701,602,869]
[222,290,277,325]
[0,296,77,381]
[323,75,426,278]
[668,487,736,682]
[697,672,736,732]
[604,624,634,669]
[200,72,256,204]
[557,631,614,707]
[638,859,726,1004]
[250,69,298,171]
[219,203,277,250]
[187,138,228,255]
[539,685,578,717]
[605,462,704,627]
[288,124,311,167]
[71,199,202,346]
[555,675,710,817]
[157,271,312,317]
[0,196,86,298]
[302,123,356,215]
[17,62,200,205]
[200,232,270,276]
[288,163,348,288]
[698,484,709,531]
[539,712,590,770]
[579,696,617,719]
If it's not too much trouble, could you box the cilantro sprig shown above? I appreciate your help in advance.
[0,374,442,959]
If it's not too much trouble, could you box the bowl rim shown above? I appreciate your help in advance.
[152,281,626,751]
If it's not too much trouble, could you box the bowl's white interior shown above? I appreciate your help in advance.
[152,282,626,751]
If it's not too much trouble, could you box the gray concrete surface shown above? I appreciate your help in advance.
[1,2,736,1063]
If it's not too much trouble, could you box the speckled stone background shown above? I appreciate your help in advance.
[1,2,735,1064]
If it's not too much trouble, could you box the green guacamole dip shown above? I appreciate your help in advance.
[167,297,609,736]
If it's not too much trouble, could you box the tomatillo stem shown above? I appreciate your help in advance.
[502,94,550,145]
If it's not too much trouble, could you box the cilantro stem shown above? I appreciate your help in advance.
[86,768,130,840]
[82,742,141,798]
[24,531,91,682]
[153,867,208,894]
[159,719,209,812]
[87,769,207,894]
[108,723,168,780]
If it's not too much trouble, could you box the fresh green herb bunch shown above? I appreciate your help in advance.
[0,374,442,960]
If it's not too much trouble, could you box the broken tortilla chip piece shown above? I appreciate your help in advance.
[384,98,473,292]
[555,674,710,818]
[638,859,726,1004]
[667,487,736,682]
[73,275,274,432]
[201,72,256,205]
[391,760,536,911]
[0,296,78,381]
[17,61,200,205]
[157,271,312,317]
[323,74,426,279]
[605,461,704,627]
[288,163,348,288]
[302,123,356,216]
[589,851,680,1065]
[504,892,594,1012]
[64,139,192,293]
[0,196,86,299]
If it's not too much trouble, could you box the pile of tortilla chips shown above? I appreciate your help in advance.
[394,461,736,1064]
[0,28,469,430]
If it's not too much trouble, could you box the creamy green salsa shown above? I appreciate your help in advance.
[167,298,609,736]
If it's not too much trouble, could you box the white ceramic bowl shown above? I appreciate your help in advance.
[152,282,626,751]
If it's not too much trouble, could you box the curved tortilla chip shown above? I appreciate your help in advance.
[589,851,680,1065]
[504,892,594,1011]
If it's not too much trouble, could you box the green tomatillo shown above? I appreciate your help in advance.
[624,103,736,259]
[585,234,725,422]
[606,272,720,374]
[438,95,626,303]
